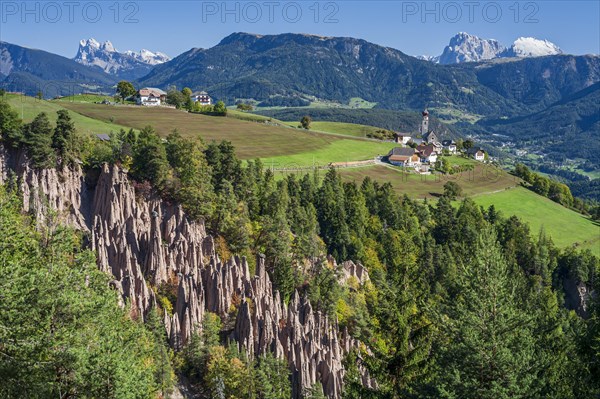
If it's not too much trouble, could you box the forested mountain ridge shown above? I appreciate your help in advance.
[0,41,117,97]
[475,81,600,168]
[139,32,600,116]
[1,100,599,397]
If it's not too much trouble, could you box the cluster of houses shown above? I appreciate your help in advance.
[387,109,486,172]
[135,87,212,107]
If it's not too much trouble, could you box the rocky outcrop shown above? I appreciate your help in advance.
[0,146,370,398]
[339,260,370,285]
[563,276,595,318]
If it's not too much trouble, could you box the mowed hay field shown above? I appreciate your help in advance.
[4,95,127,134]
[337,161,520,199]
[473,187,600,255]
[60,102,396,162]
[282,121,384,138]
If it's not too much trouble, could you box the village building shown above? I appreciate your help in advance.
[416,143,438,164]
[387,147,421,167]
[418,108,442,147]
[136,88,167,106]
[423,130,439,145]
[442,140,457,154]
[432,141,443,154]
[467,147,486,161]
[394,133,412,145]
[191,91,212,106]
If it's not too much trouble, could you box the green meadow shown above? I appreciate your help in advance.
[60,101,396,163]
[4,94,127,135]
[473,187,600,255]
[337,161,519,199]
[281,121,385,138]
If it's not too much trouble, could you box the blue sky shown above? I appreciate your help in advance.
[1,1,599,58]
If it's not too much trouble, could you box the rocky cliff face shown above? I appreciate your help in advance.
[0,146,372,398]
[563,276,595,319]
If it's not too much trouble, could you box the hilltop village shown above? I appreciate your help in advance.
[386,109,487,174]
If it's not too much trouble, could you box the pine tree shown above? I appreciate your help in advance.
[583,298,600,396]
[132,125,171,189]
[496,215,533,272]
[317,168,351,261]
[166,130,215,219]
[433,227,541,399]
[255,352,291,399]
[531,228,556,284]
[355,225,436,397]
[456,198,485,248]
[343,181,369,259]
[23,112,56,168]
[432,195,456,244]
[0,100,23,147]
[52,109,78,166]
[204,140,242,192]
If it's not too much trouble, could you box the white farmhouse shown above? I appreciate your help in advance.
[442,140,458,154]
[467,147,486,161]
[137,88,167,106]
[191,91,212,106]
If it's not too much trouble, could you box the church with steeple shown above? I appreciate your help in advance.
[420,108,439,145]
[420,108,429,135]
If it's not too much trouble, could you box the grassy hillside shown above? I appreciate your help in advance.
[281,121,385,138]
[4,94,128,135]
[337,161,519,199]
[335,158,598,253]
[261,140,394,168]
[60,102,397,163]
[473,187,599,255]
[56,94,113,103]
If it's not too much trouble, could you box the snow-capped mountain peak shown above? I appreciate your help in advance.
[418,33,564,64]
[124,49,171,65]
[101,40,116,53]
[505,37,562,58]
[74,38,170,78]
[79,38,100,49]
[438,32,505,64]
[416,54,440,63]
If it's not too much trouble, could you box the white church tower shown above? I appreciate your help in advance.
[420,109,429,135]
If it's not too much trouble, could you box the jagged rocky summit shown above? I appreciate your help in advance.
[421,32,562,64]
[74,38,170,79]
[0,145,374,398]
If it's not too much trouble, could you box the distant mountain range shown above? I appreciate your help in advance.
[0,41,116,98]
[74,38,170,80]
[138,32,598,117]
[417,32,563,64]
[0,32,597,119]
